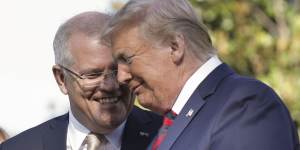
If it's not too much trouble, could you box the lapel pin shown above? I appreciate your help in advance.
[186,109,194,117]
[139,131,149,137]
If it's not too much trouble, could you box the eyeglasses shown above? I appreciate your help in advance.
[59,65,117,87]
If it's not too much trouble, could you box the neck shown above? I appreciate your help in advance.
[167,56,203,111]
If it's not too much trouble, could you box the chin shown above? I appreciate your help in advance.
[137,98,151,108]
[91,119,122,134]
[104,114,126,126]
[137,93,157,108]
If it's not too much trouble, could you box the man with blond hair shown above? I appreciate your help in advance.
[103,0,299,149]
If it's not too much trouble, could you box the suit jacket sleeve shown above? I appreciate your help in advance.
[210,80,298,150]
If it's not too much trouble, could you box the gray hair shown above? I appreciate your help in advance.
[103,0,216,62]
[53,11,111,67]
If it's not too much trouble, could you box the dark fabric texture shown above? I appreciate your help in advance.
[155,64,299,150]
[0,106,162,150]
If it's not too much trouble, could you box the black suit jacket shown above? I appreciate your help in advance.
[157,64,299,150]
[0,107,162,150]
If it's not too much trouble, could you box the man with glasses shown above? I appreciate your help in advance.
[0,11,162,150]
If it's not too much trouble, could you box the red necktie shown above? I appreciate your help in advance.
[151,110,177,150]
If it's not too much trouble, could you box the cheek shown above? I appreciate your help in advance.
[81,86,98,99]
[65,78,82,96]
[131,63,159,82]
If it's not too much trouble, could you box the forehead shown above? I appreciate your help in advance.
[68,32,114,69]
[112,27,145,55]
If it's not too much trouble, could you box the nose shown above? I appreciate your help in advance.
[98,74,119,92]
[117,63,132,84]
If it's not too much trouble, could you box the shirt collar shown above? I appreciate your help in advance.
[67,109,126,150]
[172,56,222,114]
[105,121,126,149]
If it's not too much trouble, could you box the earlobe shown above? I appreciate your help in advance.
[52,65,68,95]
[170,34,185,65]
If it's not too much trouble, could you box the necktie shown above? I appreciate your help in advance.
[83,132,109,150]
[151,110,177,150]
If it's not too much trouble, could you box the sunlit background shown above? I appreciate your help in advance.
[0,0,127,137]
[1,0,299,139]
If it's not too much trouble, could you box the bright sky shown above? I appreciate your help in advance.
[0,0,123,137]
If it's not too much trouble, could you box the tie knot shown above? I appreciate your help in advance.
[165,110,177,120]
[163,110,177,127]
[84,132,108,150]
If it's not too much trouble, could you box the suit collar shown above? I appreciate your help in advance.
[43,113,69,150]
[158,64,234,150]
[67,110,125,150]
[197,63,234,99]
[40,107,160,150]
[67,110,89,150]
[172,56,222,114]
[158,86,205,150]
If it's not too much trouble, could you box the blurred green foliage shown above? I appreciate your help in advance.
[190,0,300,128]
[112,0,300,133]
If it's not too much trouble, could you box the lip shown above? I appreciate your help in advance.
[131,83,143,94]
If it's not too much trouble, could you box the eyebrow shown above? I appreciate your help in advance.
[81,68,104,74]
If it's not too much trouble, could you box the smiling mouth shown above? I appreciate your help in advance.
[94,97,120,104]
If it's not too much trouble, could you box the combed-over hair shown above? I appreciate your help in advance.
[103,0,216,62]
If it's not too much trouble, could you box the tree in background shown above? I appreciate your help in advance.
[111,0,300,133]
[190,0,300,130]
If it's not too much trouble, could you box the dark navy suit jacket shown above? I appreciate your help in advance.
[0,107,162,150]
[157,64,299,150]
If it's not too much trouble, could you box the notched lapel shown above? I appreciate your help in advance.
[158,89,206,150]
[158,64,235,150]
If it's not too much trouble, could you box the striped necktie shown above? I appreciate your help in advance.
[151,110,177,150]
[83,132,108,150]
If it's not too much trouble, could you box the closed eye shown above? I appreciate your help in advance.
[83,72,103,79]
[118,54,135,65]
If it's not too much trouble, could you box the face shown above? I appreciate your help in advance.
[53,32,134,134]
[0,135,5,144]
[0,131,7,144]
[112,27,180,114]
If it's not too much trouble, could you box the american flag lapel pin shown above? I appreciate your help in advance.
[186,109,194,117]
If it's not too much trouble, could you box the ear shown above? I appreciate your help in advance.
[170,34,185,65]
[52,65,68,95]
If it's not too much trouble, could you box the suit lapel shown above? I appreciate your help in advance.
[122,107,162,150]
[121,116,144,150]
[197,64,234,99]
[158,64,234,150]
[158,88,206,150]
[121,107,162,150]
[43,113,69,150]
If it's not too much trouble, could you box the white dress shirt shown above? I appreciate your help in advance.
[172,56,222,114]
[66,109,125,150]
